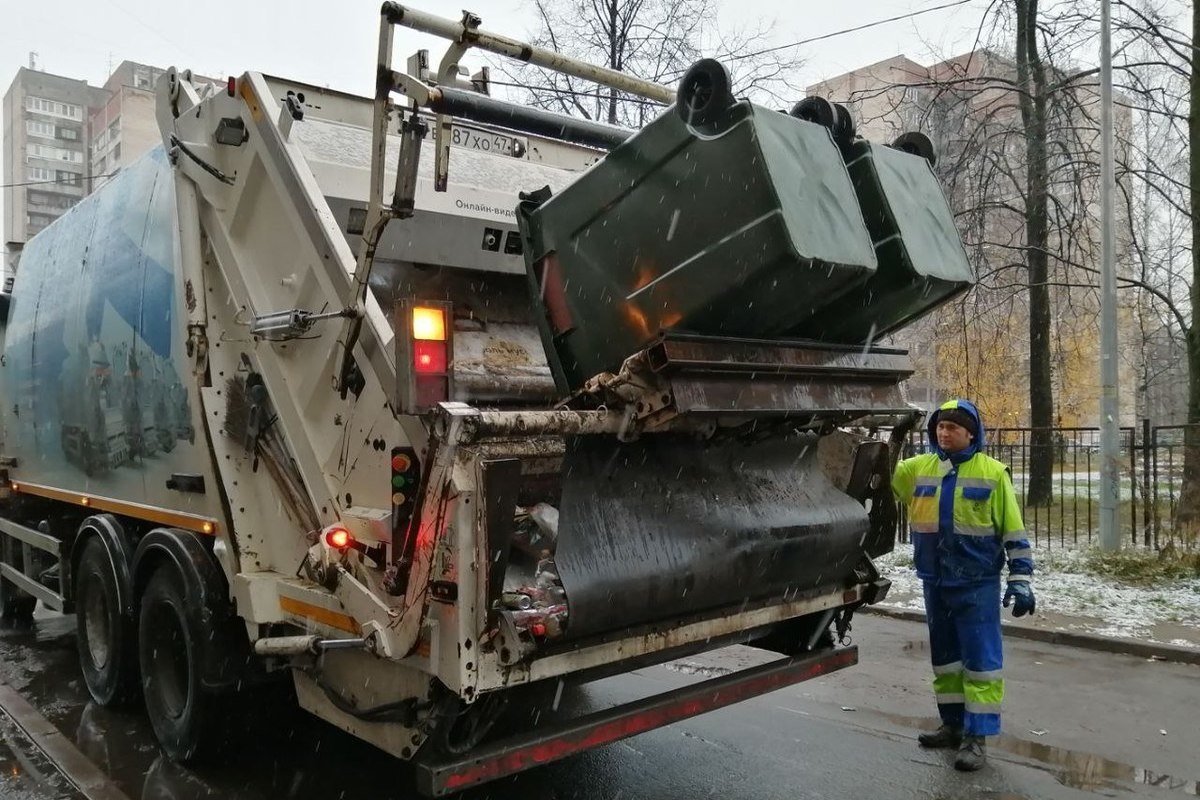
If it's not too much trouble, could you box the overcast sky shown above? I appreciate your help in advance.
[1,0,994,226]
[1,0,996,95]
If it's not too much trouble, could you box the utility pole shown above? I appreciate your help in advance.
[1098,0,1121,551]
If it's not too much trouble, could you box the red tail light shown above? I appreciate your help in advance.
[414,340,447,373]
[397,300,454,414]
[324,526,353,550]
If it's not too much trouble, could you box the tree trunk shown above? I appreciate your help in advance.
[1015,0,1055,506]
[1173,1,1200,538]
[607,0,620,125]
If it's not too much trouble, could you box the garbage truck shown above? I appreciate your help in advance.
[0,4,972,794]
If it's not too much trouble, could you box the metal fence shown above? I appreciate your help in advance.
[896,422,1200,550]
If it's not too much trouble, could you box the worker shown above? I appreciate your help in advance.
[891,399,1035,771]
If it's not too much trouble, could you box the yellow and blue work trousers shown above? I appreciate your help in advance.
[923,580,1004,736]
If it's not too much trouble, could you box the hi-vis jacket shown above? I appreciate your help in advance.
[892,400,1034,587]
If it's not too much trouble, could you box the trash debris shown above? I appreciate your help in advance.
[1149,655,1167,662]
[840,706,857,712]
[503,511,567,645]
[511,503,560,559]
[501,591,533,611]
[1160,729,1168,736]
[529,502,559,540]
[1030,729,1047,736]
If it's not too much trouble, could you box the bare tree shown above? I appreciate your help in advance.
[816,0,1191,513]
[890,11,1104,506]
[503,0,804,128]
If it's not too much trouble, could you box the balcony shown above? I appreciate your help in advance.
[26,196,78,215]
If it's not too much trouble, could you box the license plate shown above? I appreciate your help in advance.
[449,125,527,158]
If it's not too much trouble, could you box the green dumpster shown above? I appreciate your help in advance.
[518,101,878,392]
[792,139,974,343]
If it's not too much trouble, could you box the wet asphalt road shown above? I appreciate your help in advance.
[2,611,1196,800]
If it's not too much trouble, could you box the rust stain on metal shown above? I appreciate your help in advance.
[185,279,197,312]
[483,337,531,368]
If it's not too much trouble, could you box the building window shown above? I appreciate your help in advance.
[27,190,76,210]
[25,120,56,139]
[26,143,83,163]
[57,126,79,141]
[111,142,121,161]
[25,96,82,120]
[27,166,55,182]
[56,170,81,187]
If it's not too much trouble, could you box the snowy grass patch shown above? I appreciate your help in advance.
[873,542,1200,644]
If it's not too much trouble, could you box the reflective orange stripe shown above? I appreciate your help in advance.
[10,481,218,535]
[239,79,263,122]
[278,595,360,634]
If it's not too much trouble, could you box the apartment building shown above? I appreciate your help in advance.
[809,51,1148,426]
[2,67,107,277]
[90,61,169,191]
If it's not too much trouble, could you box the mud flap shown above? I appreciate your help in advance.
[554,434,868,639]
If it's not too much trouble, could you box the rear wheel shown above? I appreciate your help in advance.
[75,536,139,706]
[138,567,220,761]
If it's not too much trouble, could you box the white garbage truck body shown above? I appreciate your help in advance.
[0,6,968,795]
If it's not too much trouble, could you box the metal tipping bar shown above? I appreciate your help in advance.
[0,564,63,611]
[381,3,675,104]
[645,333,913,380]
[425,85,632,150]
[0,517,61,554]
[447,409,631,441]
[415,646,858,795]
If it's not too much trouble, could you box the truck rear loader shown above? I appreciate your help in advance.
[0,4,971,794]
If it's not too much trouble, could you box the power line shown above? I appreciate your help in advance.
[489,79,666,106]
[725,0,977,63]
[506,0,978,93]
[0,173,117,189]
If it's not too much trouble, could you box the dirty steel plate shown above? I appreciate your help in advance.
[554,434,868,639]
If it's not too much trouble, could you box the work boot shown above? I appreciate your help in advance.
[918,724,962,749]
[954,735,987,771]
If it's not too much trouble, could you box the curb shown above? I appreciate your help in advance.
[861,604,1200,666]
[0,681,133,800]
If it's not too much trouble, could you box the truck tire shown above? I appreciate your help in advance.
[138,566,220,762]
[75,537,139,706]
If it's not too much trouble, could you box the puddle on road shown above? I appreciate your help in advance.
[0,709,86,800]
[996,736,1200,795]
[875,710,1200,796]
[7,614,1199,799]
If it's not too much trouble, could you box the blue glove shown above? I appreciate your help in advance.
[1003,581,1036,617]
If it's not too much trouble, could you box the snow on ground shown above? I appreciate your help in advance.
[1008,472,1172,502]
[873,544,1200,646]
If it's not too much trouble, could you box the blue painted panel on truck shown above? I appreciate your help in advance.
[0,148,222,519]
